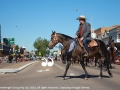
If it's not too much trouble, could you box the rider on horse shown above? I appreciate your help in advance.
[107,36,117,51]
[67,15,92,60]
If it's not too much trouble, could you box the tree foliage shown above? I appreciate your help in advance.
[15,45,19,51]
[33,37,50,56]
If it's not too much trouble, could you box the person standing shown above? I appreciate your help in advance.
[9,49,13,63]
[107,37,117,51]
[107,36,112,49]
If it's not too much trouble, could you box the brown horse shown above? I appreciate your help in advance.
[109,40,117,63]
[107,40,117,68]
[61,46,80,65]
[48,31,112,80]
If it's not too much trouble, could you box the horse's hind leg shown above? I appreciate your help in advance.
[106,53,113,77]
[109,59,113,69]
[63,60,71,80]
[107,60,113,77]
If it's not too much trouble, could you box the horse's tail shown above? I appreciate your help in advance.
[95,39,110,65]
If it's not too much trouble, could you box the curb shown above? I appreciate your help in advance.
[0,61,37,73]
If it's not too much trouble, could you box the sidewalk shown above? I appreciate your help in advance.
[114,64,120,69]
[0,61,37,73]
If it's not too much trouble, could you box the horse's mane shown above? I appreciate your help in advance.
[57,33,73,39]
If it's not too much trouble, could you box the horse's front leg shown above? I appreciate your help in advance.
[106,55,113,77]
[81,60,88,80]
[99,58,103,79]
[63,60,71,80]
[85,58,88,66]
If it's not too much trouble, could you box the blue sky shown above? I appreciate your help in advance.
[0,0,120,51]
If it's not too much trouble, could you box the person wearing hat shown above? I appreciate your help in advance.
[107,36,117,51]
[108,36,112,47]
[67,15,91,60]
[75,15,91,56]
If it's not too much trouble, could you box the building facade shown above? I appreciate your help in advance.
[94,25,120,49]
[94,25,119,40]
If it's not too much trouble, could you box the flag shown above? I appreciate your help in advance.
[59,43,63,50]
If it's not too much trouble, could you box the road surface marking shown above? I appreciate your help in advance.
[54,64,75,76]
[54,64,63,69]
[36,69,49,72]
[70,73,74,76]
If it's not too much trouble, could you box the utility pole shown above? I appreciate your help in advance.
[0,24,1,43]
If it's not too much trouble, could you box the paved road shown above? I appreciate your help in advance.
[0,61,120,90]
[0,61,17,68]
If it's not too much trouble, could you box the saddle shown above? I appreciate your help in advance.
[77,38,98,48]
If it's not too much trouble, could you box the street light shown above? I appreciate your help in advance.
[75,9,93,30]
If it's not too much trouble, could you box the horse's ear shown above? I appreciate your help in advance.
[52,31,56,35]
[54,31,56,34]
[52,31,54,33]
[52,31,56,33]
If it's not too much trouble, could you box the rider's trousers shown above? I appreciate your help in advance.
[83,38,89,53]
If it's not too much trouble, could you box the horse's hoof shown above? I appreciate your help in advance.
[62,77,65,80]
[104,68,107,71]
[84,78,88,80]
[108,72,113,77]
[98,76,102,79]
[62,75,65,80]
[110,73,113,77]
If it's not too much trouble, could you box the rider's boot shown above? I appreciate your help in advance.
[82,39,89,57]
[84,52,89,57]
[83,47,89,57]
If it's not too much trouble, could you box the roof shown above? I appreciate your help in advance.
[94,25,119,36]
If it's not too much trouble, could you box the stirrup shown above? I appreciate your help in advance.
[83,52,89,57]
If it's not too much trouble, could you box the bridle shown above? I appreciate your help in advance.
[51,33,59,44]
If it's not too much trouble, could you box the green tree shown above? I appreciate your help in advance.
[33,37,49,56]
[46,49,50,56]
[15,45,19,51]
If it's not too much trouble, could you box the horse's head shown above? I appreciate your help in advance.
[48,31,73,49]
[48,31,60,49]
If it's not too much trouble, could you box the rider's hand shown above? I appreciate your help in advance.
[80,37,84,41]
[75,35,78,38]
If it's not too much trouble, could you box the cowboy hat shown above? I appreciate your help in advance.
[76,15,87,20]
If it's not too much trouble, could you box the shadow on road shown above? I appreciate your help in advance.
[55,74,110,80]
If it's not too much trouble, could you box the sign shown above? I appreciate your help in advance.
[3,38,15,45]
[7,38,15,45]
[39,52,41,56]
